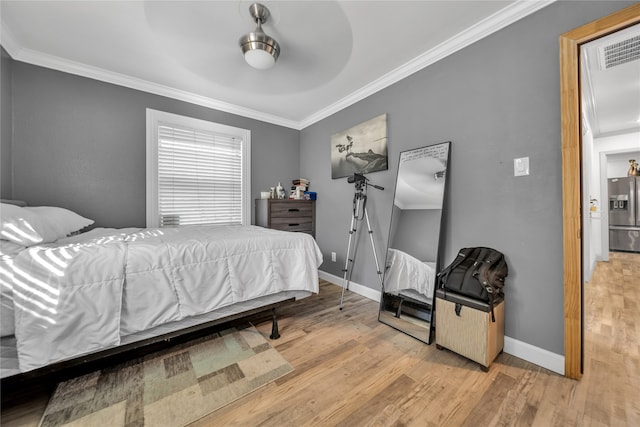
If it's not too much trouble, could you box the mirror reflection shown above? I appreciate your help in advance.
[378,141,450,344]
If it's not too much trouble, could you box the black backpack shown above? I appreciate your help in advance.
[437,247,508,320]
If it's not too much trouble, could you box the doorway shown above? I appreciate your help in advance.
[560,3,640,380]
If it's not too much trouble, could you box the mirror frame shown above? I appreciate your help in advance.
[378,141,451,344]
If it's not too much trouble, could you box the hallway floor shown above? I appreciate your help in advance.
[582,251,640,425]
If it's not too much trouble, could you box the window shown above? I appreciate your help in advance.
[146,109,251,227]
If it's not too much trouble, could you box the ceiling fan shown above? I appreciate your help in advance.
[238,3,280,70]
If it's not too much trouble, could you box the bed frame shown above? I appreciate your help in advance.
[0,298,293,406]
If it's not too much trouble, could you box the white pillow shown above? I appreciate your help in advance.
[1,203,94,245]
[23,206,94,243]
[0,203,44,245]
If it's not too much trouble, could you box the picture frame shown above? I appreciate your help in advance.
[330,113,388,179]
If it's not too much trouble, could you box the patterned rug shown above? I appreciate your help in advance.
[39,325,292,426]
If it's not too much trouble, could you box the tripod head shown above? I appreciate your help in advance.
[347,173,384,192]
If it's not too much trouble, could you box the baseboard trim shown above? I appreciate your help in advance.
[503,337,565,375]
[318,270,381,303]
[318,269,565,376]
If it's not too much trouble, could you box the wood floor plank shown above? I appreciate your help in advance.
[2,254,639,426]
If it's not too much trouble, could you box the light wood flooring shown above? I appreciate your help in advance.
[2,251,639,426]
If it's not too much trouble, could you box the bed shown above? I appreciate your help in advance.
[0,202,323,376]
[383,248,436,305]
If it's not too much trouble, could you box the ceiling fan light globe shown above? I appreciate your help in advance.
[239,33,280,69]
[244,48,276,69]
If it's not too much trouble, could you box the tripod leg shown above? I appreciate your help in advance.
[363,208,385,291]
[340,197,362,310]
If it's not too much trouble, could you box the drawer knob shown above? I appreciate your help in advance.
[288,208,300,212]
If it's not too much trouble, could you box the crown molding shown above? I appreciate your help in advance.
[298,0,555,129]
[594,126,640,140]
[0,20,20,57]
[1,39,300,130]
[2,0,554,131]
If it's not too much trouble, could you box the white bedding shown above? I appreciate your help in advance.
[9,225,323,372]
[1,240,24,337]
[383,248,436,303]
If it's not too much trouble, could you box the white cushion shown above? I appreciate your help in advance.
[1,203,94,245]
[1,203,44,245]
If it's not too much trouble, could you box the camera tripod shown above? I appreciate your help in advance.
[339,174,384,310]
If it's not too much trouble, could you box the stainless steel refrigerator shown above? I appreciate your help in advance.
[608,176,640,253]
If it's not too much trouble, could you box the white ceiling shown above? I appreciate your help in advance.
[395,155,446,210]
[2,0,636,135]
[582,23,640,138]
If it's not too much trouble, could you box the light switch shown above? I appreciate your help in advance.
[514,157,530,176]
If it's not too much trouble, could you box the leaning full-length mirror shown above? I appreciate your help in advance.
[378,141,450,344]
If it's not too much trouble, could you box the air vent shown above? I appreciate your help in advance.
[599,34,640,69]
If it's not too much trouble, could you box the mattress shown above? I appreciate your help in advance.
[0,240,25,337]
[384,248,436,302]
[9,225,323,372]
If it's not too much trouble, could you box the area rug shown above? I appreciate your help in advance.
[39,325,293,426]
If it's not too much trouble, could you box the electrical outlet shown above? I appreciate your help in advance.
[331,252,337,262]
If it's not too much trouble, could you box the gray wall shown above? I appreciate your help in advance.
[300,1,636,356]
[1,47,12,199]
[9,62,300,228]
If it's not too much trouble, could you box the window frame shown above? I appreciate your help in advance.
[146,108,251,227]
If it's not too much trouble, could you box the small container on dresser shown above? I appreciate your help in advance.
[255,199,316,237]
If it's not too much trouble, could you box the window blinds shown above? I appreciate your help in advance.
[157,124,243,226]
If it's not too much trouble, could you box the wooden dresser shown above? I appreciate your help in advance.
[255,199,316,237]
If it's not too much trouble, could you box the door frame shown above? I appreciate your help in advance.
[560,3,640,380]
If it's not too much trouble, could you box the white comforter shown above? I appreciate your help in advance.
[0,240,24,337]
[11,225,322,372]
[384,248,436,302]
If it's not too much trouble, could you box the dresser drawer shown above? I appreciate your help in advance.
[270,216,314,232]
[270,201,314,218]
[255,199,316,238]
